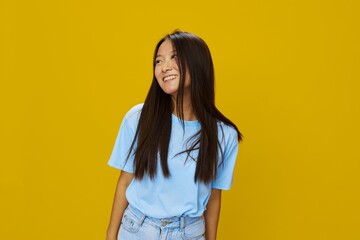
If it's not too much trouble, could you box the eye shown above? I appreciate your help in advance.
[155,59,162,64]
[171,54,177,59]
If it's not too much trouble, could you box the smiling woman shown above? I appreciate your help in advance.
[154,40,190,97]
[106,30,242,240]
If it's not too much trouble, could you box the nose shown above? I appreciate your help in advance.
[161,60,172,73]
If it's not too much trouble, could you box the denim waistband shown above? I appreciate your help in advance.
[126,204,203,229]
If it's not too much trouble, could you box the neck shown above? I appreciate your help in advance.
[171,91,196,121]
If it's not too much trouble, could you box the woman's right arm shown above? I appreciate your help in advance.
[106,171,134,240]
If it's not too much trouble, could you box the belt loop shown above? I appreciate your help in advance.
[138,211,146,226]
[180,216,185,230]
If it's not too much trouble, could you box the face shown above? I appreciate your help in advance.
[154,39,190,98]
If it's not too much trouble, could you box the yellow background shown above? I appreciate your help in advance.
[1,0,359,239]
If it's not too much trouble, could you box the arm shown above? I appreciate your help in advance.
[204,188,222,240]
[106,171,134,240]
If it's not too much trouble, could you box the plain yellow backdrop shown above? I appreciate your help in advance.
[1,0,359,239]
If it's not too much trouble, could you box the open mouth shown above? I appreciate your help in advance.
[163,75,178,82]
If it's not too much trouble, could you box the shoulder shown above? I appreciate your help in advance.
[217,121,239,144]
[120,103,144,132]
[123,103,144,122]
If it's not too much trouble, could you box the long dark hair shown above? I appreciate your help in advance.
[127,30,242,183]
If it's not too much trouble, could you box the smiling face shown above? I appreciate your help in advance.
[154,39,190,98]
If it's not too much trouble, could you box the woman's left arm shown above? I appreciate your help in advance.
[204,188,222,240]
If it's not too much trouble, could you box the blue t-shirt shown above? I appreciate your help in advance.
[108,104,239,218]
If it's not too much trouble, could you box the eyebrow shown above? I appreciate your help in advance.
[156,50,177,58]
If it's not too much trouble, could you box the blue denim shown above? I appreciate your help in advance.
[118,205,206,240]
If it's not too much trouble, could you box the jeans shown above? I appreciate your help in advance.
[118,205,206,240]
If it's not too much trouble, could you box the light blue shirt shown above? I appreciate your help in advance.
[108,104,239,218]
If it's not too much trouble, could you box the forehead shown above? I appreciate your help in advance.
[156,39,175,56]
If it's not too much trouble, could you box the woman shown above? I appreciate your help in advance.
[106,30,242,240]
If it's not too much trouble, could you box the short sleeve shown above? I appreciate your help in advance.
[107,106,142,173]
[211,127,239,190]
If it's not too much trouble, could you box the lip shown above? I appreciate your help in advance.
[163,74,178,82]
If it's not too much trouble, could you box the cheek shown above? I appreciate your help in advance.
[173,62,180,71]
[154,68,161,82]
[156,77,162,86]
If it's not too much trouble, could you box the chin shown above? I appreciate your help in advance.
[160,88,178,96]
[164,91,177,96]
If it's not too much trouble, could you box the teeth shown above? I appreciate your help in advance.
[163,75,177,82]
